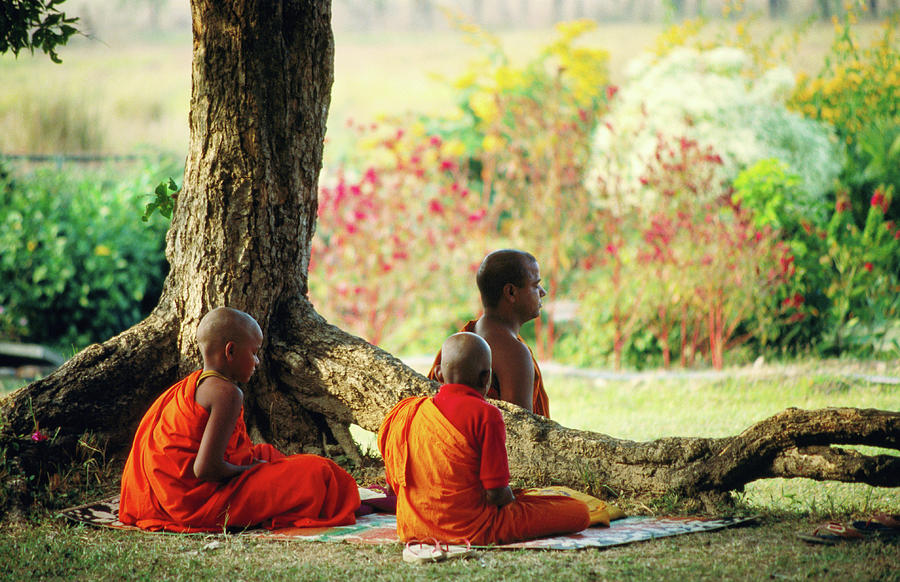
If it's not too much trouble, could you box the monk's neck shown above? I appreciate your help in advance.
[479,311,523,337]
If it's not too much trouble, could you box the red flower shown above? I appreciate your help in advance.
[870,189,885,210]
[429,135,441,147]
[605,243,618,256]
[835,198,851,213]
[864,262,873,272]
[429,199,445,214]
[605,85,619,101]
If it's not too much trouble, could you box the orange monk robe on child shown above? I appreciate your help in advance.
[427,321,550,418]
[120,370,360,532]
[378,385,588,545]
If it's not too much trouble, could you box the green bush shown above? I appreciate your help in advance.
[0,160,173,351]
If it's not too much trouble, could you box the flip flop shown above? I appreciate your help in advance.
[403,539,446,564]
[437,539,473,560]
[798,522,866,545]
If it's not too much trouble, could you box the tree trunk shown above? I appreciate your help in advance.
[2,0,899,513]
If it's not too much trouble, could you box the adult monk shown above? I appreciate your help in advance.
[380,332,589,545]
[119,307,360,532]
[428,249,550,417]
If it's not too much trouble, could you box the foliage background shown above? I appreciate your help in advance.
[0,0,898,369]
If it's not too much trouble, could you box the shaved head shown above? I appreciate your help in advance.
[477,249,538,308]
[196,307,261,356]
[440,332,492,391]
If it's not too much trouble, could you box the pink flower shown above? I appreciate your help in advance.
[440,159,457,172]
[31,430,48,443]
[429,135,442,147]
[468,209,487,223]
[429,199,445,214]
[605,85,619,101]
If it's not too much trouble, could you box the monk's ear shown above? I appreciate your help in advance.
[502,282,517,303]
[224,341,236,361]
[434,366,444,383]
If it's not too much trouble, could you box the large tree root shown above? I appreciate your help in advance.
[0,310,180,446]
[500,405,900,499]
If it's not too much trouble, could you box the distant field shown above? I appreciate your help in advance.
[0,20,879,163]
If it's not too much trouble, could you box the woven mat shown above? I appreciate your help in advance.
[58,493,755,550]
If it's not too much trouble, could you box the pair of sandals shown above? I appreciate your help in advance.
[798,513,900,545]
[402,538,474,564]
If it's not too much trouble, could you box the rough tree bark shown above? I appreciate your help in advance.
[1,0,898,508]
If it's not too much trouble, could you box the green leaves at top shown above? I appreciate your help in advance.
[0,0,81,63]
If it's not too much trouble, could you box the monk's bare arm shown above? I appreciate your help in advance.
[194,380,257,481]
[485,486,515,507]
[489,336,535,411]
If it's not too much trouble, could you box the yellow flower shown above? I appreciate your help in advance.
[94,245,112,256]
[27,240,37,252]
[469,91,499,124]
[494,66,520,92]
[453,71,477,90]
[410,121,426,137]
[442,139,466,158]
[554,19,596,42]
[482,134,504,153]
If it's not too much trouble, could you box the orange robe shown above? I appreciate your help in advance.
[120,370,360,532]
[378,396,589,545]
[427,320,550,418]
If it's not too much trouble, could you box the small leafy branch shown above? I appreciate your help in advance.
[142,178,179,222]
[0,0,81,64]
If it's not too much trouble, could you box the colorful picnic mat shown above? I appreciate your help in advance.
[58,492,755,550]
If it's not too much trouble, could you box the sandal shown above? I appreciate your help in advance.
[402,538,474,564]
[403,539,445,564]
[437,539,473,560]
[798,522,866,545]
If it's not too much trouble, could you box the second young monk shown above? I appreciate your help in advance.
[119,307,360,532]
[379,332,589,545]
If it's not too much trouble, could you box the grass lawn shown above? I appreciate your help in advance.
[3,359,896,580]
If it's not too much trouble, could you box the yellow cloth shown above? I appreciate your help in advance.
[521,486,625,526]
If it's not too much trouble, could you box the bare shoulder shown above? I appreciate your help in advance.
[195,377,243,413]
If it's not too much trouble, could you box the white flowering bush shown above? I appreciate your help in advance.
[587,47,843,217]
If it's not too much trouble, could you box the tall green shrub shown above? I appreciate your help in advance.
[0,161,171,350]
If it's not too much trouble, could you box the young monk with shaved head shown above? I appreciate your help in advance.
[120,306,360,532]
[379,332,589,545]
[428,249,550,417]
